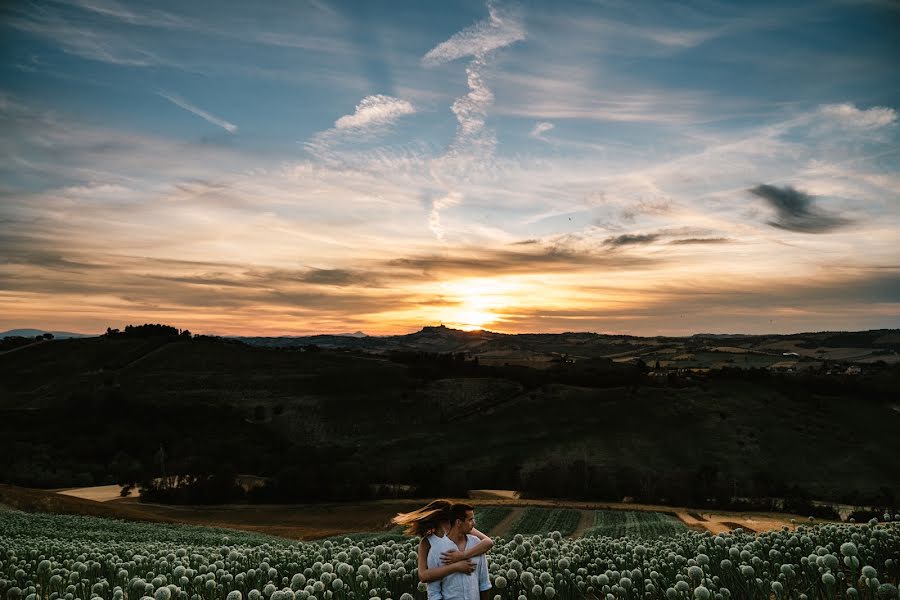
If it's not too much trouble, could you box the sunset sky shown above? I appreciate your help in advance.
[1,0,899,336]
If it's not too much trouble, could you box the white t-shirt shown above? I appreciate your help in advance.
[425,534,490,600]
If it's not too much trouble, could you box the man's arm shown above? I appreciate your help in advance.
[419,538,476,584]
[441,529,493,564]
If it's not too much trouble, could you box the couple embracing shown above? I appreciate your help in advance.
[393,500,494,600]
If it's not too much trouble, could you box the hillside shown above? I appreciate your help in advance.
[1,330,899,507]
[237,326,900,368]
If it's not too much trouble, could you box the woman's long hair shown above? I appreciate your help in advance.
[392,499,452,537]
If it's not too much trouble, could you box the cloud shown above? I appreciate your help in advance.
[299,268,373,287]
[305,95,417,161]
[818,103,897,130]
[421,2,525,67]
[423,2,525,162]
[66,0,188,29]
[417,2,527,236]
[530,121,554,140]
[385,245,656,277]
[158,92,238,133]
[429,192,463,240]
[8,11,167,66]
[334,95,416,130]
[603,233,660,247]
[668,238,730,245]
[749,184,853,233]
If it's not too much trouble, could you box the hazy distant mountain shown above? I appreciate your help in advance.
[0,328,93,339]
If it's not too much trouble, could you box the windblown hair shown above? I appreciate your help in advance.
[392,499,452,537]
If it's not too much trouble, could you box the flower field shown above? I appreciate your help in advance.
[2,510,899,600]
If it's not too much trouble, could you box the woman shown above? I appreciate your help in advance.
[392,499,494,596]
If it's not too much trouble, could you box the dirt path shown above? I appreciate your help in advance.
[571,509,595,538]
[490,507,525,537]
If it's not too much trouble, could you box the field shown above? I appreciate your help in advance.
[2,509,899,600]
[583,510,689,538]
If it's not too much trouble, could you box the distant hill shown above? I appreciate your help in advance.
[1,329,94,339]
[236,326,900,369]
[1,329,898,508]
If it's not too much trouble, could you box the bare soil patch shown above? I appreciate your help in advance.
[119,498,434,540]
[470,489,519,499]
[0,485,169,523]
[721,521,756,533]
[57,485,136,502]
[571,510,595,538]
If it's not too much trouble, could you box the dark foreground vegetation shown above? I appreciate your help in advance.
[1,324,898,516]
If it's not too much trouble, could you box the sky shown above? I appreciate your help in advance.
[1,0,899,336]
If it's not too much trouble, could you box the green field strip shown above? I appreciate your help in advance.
[473,506,513,535]
[506,507,581,536]
[581,509,689,538]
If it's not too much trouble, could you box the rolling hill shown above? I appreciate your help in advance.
[1,327,898,508]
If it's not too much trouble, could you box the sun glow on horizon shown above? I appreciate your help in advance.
[437,277,523,331]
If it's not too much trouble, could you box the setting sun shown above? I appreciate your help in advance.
[437,278,523,331]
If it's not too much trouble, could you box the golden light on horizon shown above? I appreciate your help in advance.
[438,277,522,331]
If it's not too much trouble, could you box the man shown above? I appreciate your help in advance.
[428,503,493,600]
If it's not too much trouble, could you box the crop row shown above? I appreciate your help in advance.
[2,511,899,600]
[507,509,580,537]
[584,511,689,539]
[472,508,513,535]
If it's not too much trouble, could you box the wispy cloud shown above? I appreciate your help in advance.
[818,103,897,130]
[8,9,167,66]
[530,121,554,141]
[334,95,415,130]
[603,233,660,247]
[749,184,853,233]
[418,1,526,238]
[428,192,463,241]
[304,95,418,162]
[669,237,731,245]
[158,92,238,134]
[421,2,525,66]
[65,0,188,29]
[423,2,525,160]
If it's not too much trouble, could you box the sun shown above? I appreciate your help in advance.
[449,309,496,331]
[438,277,520,331]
